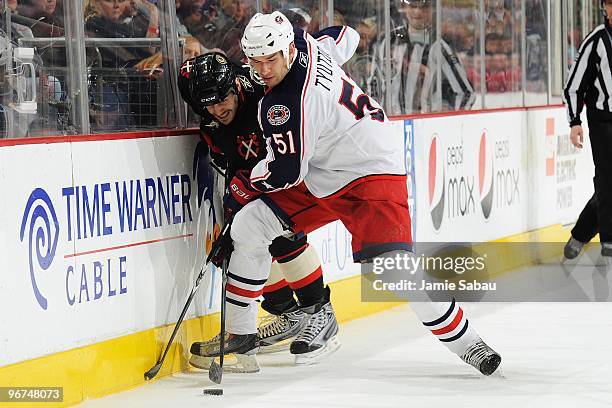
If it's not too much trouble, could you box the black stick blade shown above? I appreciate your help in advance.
[144,363,162,381]
[208,360,223,384]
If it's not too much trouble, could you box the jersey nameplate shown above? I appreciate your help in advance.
[315,48,333,92]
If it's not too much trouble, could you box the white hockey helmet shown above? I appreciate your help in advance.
[241,11,295,69]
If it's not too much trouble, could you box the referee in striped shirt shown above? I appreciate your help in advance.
[367,0,474,114]
[563,0,612,261]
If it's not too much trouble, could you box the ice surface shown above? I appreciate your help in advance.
[81,300,612,408]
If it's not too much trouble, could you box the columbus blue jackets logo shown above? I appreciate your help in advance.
[267,105,291,126]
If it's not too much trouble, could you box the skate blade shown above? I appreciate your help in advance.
[561,255,610,267]
[189,353,260,373]
[294,335,341,365]
[189,354,213,370]
[258,339,292,354]
[595,256,611,268]
[561,255,575,265]
[489,364,505,379]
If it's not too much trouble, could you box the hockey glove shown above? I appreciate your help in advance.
[207,220,234,268]
[223,170,261,219]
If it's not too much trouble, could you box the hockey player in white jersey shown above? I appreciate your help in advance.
[178,52,341,368]
[201,11,501,376]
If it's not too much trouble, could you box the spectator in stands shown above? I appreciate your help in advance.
[17,0,65,72]
[525,0,546,91]
[281,7,312,32]
[128,0,160,40]
[131,35,206,127]
[485,0,513,37]
[344,16,377,93]
[6,0,17,11]
[84,0,157,130]
[368,0,474,115]
[178,0,210,37]
[466,32,520,94]
[9,0,63,37]
[1,0,38,137]
[134,35,205,77]
[334,0,378,28]
[178,0,220,54]
[308,7,345,33]
[486,52,520,93]
[17,0,52,16]
[181,0,253,60]
[567,27,582,69]
[174,0,192,36]
[213,0,255,60]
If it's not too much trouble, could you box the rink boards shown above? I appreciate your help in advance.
[0,106,594,405]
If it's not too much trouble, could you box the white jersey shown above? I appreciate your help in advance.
[250,26,406,198]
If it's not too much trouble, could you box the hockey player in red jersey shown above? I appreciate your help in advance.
[178,52,341,368]
[200,11,501,376]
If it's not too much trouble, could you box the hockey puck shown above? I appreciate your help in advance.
[203,388,223,396]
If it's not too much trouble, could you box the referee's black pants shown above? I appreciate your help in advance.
[571,110,612,243]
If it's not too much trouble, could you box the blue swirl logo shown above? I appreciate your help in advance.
[19,188,60,310]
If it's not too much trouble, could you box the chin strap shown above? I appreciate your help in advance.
[248,46,297,87]
[286,47,297,71]
[248,66,266,86]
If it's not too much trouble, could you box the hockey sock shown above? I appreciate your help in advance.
[261,261,297,314]
[275,244,324,308]
[410,298,480,355]
[262,285,298,315]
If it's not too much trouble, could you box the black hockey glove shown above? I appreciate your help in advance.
[209,150,227,172]
[207,219,234,268]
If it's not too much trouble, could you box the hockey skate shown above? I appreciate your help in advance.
[189,333,260,373]
[460,338,501,376]
[602,243,612,257]
[563,237,585,260]
[290,298,341,365]
[595,243,612,272]
[600,243,612,264]
[258,306,307,354]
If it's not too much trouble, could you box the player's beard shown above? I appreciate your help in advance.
[215,111,233,125]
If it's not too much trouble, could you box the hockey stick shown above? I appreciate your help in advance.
[208,256,228,384]
[207,160,237,384]
[208,166,233,384]
[144,219,233,381]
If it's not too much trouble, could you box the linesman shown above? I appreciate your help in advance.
[563,0,612,261]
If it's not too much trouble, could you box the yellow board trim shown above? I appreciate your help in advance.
[0,223,577,407]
